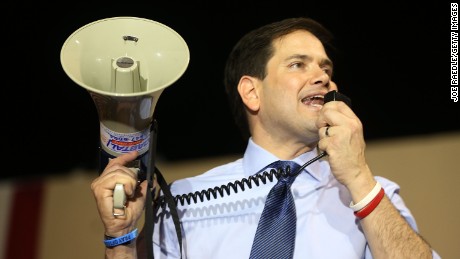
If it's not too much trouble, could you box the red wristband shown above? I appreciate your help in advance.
[354,187,385,219]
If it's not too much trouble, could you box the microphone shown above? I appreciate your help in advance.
[324,90,352,107]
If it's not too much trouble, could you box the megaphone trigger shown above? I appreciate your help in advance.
[112,167,142,217]
[113,183,126,217]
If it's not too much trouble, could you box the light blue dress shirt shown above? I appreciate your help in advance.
[153,138,440,258]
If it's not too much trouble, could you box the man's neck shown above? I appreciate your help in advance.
[251,135,317,160]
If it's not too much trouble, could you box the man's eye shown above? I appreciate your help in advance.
[290,62,304,69]
[322,67,333,76]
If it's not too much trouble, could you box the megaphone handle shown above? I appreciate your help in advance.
[113,183,127,216]
[113,166,141,216]
[98,148,144,217]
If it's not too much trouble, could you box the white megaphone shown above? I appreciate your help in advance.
[60,17,190,214]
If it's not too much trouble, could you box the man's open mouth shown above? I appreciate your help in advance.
[301,95,324,107]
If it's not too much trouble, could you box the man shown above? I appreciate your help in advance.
[92,17,439,258]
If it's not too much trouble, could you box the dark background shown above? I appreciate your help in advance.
[3,2,458,180]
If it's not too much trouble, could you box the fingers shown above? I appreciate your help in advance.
[319,125,342,138]
[100,151,139,191]
[316,102,363,158]
[106,150,139,168]
[316,101,355,129]
[317,126,332,150]
[97,168,138,197]
[93,151,140,199]
[325,126,331,137]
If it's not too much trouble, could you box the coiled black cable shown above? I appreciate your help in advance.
[156,90,353,208]
[156,151,327,207]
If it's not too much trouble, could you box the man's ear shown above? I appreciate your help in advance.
[237,76,260,112]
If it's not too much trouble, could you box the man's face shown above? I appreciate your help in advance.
[257,30,337,143]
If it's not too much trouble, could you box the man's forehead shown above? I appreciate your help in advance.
[272,31,329,60]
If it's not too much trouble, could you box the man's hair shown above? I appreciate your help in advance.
[223,17,335,140]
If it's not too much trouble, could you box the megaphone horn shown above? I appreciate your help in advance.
[60,17,190,212]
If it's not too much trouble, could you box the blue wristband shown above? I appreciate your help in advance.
[104,228,138,247]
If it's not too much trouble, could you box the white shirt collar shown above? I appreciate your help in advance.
[242,137,329,181]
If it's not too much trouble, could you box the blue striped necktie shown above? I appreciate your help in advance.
[249,160,301,259]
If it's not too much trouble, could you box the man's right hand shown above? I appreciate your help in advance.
[91,150,148,237]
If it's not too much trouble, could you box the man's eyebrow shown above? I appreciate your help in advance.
[285,54,311,62]
[285,54,334,68]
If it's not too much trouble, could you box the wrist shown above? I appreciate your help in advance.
[346,165,376,201]
[350,181,382,211]
[104,228,138,248]
[105,224,138,238]
[353,186,385,219]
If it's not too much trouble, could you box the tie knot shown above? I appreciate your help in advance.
[271,160,301,177]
